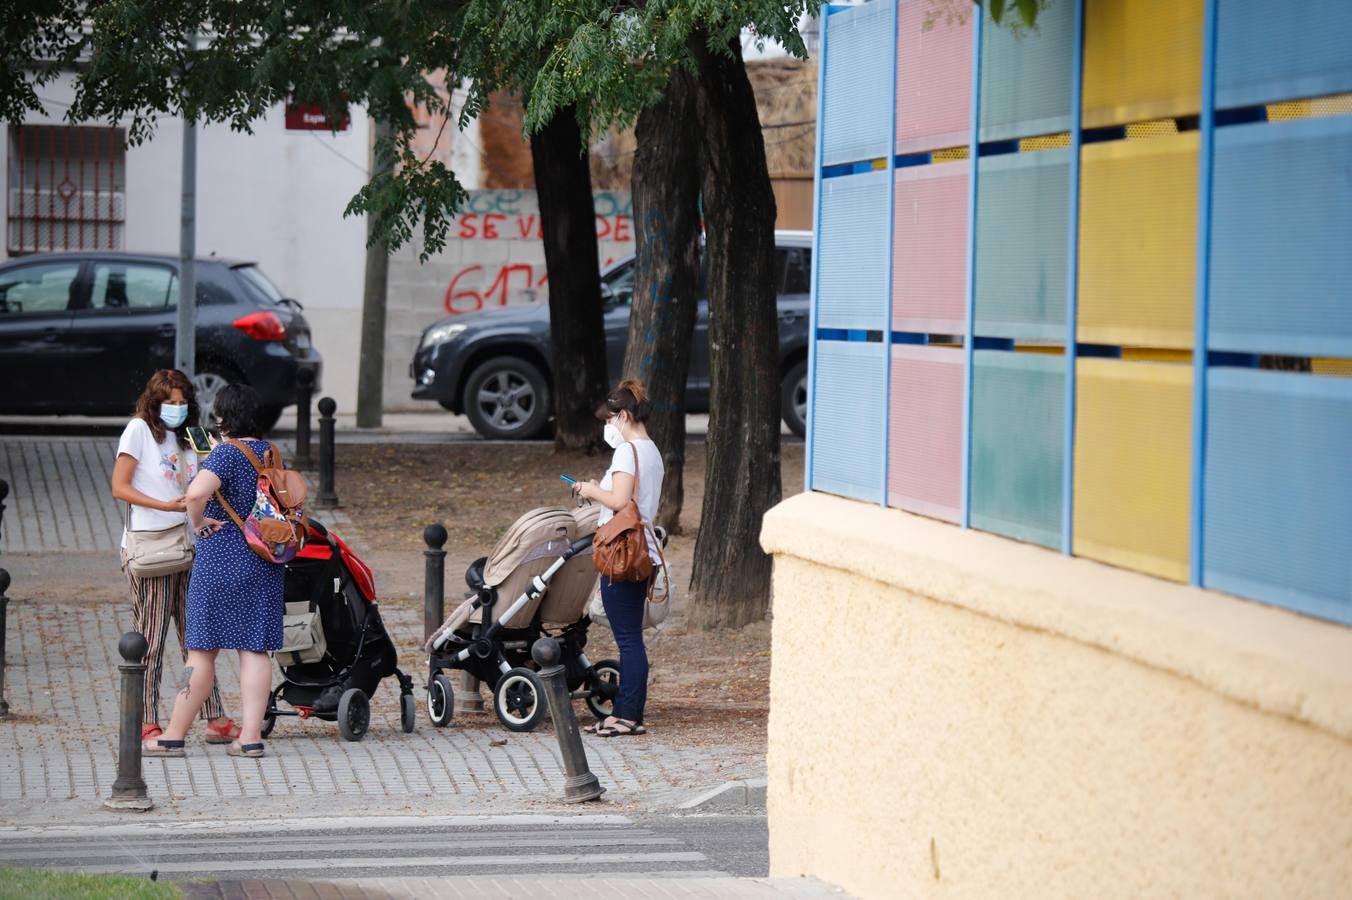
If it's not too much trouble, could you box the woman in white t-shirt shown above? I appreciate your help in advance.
[110,369,236,746]
[572,379,664,737]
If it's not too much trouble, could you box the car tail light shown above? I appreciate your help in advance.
[232,311,288,342]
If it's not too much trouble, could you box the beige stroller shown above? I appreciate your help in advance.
[423,504,621,732]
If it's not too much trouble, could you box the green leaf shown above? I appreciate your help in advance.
[1017,0,1039,27]
[990,0,1006,23]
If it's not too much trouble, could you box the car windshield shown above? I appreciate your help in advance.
[234,264,287,305]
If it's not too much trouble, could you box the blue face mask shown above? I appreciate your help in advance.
[160,403,188,429]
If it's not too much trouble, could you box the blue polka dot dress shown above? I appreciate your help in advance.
[185,440,285,652]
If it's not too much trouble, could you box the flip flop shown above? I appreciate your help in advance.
[227,742,266,758]
[141,724,163,740]
[204,718,242,744]
[142,738,186,757]
[597,719,647,737]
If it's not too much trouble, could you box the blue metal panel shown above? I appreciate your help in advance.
[822,0,895,166]
[978,0,1076,141]
[881,0,901,508]
[806,6,835,493]
[811,340,888,503]
[975,148,1071,340]
[960,11,982,528]
[817,169,891,331]
[1062,0,1086,555]
[1209,115,1352,357]
[1216,0,1352,108]
[1204,369,1352,626]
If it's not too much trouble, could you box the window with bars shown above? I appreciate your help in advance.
[7,124,126,255]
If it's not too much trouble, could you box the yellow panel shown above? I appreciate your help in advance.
[1125,119,1180,139]
[1082,0,1204,128]
[1122,347,1192,362]
[1019,133,1072,152]
[1267,93,1352,121]
[932,146,970,162]
[1312,358,1352,377]
[1078,131,1198,348]
[1073,358,1192,582]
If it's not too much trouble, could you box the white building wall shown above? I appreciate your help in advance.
[3,73,370,412]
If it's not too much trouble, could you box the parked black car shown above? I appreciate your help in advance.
[411,230,812,439]
[0,252,322,430]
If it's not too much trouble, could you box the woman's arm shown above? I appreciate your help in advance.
[185,468,223,535]
[576,471,634,512]
[111,453,184,512]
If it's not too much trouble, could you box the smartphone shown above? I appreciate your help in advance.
[185,426,214,454]
[560,474,577,485]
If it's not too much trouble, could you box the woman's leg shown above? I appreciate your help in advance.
[126,567,174,728]
[169,571,229,724]
[236,650,273,745]
[600,576,649,725]
[160,649,219,741]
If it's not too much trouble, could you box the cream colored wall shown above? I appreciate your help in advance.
[761,492,1352,900]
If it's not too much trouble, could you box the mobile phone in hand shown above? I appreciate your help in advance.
[185,426,214,454]
[560,474,577,485]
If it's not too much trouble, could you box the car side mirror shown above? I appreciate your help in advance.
[599,282,615,306]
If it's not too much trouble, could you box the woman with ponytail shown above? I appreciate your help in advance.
[572,379,665,737]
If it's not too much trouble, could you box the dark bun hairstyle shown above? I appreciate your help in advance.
[595,378,653,423]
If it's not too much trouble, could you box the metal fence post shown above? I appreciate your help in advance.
[531,637,604,803]
[423,524,447,642]
[104,631,153,811]
[317,396,339,507]
[294,368,316,470]
[0,569,10,719]
[0,478,9,546]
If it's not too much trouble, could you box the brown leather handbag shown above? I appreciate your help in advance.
[592,444,654,584]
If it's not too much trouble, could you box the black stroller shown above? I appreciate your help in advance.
[424,505,620,732]
[262,519,416,741]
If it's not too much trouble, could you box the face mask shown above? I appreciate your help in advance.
[160,403,188,429]
[603,421,624,449]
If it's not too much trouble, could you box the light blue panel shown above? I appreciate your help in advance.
[1204,369,1352,626]
[974,148,1070,340]
[823,0,895,166]
[978,0,1075,141]
[811,340,887,502]
[1209,116,1352,357]
[818,169,891,331]
[1216,0,1352,108]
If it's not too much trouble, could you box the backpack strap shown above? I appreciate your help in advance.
[227,437,269,475]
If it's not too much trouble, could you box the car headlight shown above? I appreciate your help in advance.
[422,322,468,347]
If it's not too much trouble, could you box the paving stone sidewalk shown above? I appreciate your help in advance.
[185,876,847,899]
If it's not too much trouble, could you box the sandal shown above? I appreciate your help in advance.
[142,738,186,757]
[227,742,265,758]
[204,718,242,744]
[597,719,647,737]
[141,724,163,740]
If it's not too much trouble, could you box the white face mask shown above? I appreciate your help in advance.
[160,403,188,428]
[603,420,624,449]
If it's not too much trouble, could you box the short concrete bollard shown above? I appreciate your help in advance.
[0,569,10,719]
[423,524,447,643]
[316,396,339,507]
[294,368,316,471]
[531,637,604,803]
[105,631,153,811]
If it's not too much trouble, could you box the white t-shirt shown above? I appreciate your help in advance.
[117,417,198,546]
[597,439,665,564]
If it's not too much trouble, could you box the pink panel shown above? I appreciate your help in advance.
[896,0,973,153]
[888,345,964,523]
[892,164,969,333]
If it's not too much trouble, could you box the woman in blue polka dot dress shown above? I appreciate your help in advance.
[144,384,285,760]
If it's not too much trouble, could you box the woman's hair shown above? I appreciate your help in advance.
[213,383,266,439]
[133,369,198,446]
[595,378,653,423]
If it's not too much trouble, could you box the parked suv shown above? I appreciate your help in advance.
[0,252,322,430]
[411,230,812,439]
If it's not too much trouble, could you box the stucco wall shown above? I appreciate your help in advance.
[760,492,1352,899]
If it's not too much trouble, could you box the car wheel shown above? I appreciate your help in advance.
[193,367,239,426]
[781,360,808,438]
[462,357,551,440]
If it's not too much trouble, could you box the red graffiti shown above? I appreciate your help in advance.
[444,264,550,314]
[454,213,631,242]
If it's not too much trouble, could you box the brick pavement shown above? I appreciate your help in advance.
[184,876,847,899]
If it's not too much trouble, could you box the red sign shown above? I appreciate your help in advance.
[285,102,350,132]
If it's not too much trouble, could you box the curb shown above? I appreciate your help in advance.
[676,777,768,812]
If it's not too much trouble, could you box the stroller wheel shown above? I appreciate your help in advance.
[400,692,417,733]
[494,667,548,733]
[336,688,371,741]
[261,711,276,739]
[427,673,455,728]
[585,658,622,721]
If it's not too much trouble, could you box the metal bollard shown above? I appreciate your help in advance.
[104,632,153,811]
[0,478,9,545]
[316,396,339,507]
[294,368,316,470]
[423,524,447,642]
[0,569,9,719]
[531,637,604,803]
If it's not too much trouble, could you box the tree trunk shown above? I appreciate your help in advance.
[356,118,394,428]
[531,106,608,450]
[688,35,783,629]
[623,69,702,534]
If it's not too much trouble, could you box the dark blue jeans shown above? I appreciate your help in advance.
[599,574,650,723]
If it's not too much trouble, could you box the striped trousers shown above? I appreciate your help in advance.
[124,566,226,723]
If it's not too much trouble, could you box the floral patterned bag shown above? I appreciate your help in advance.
[214,440,308,564]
